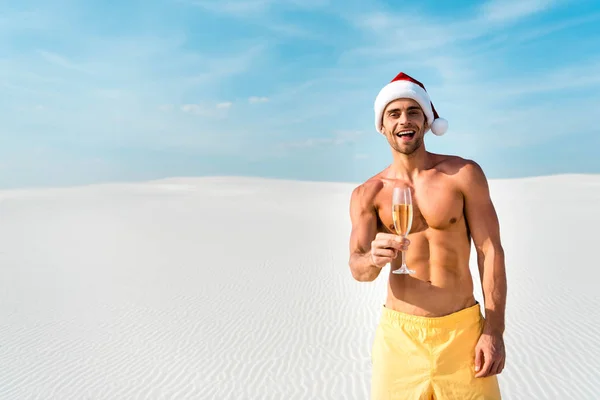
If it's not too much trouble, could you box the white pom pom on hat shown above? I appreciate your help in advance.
[430,116,448,136]
[374,72,448,136]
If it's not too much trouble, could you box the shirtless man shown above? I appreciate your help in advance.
[349,72,507,399]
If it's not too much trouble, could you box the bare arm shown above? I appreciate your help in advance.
[460,160,508,377]
[461,161,507,336]
[348,184,382,282]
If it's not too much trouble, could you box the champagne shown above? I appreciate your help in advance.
[392,185,415,275]
[393,204,413,236]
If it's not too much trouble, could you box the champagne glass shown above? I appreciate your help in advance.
[391,184,415,274]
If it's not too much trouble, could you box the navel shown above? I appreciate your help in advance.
[450,217,457,224]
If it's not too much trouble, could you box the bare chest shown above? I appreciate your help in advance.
[375,179,465,234]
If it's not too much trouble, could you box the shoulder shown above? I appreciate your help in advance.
[458,159,488,190]
[429,154,490,199]
[351,177,383,204]
[434,154,488,187]
[350,173,386,211]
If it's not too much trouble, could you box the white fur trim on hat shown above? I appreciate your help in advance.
[374,79,447,136]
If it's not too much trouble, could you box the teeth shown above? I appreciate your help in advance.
[397,130,415,136]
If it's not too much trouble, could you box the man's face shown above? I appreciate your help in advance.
[380,98,428,155]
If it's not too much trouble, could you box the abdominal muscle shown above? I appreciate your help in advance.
[384,230,477,317]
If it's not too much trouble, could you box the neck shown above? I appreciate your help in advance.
[389,147,430,181]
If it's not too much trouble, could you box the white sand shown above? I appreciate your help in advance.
[0,174,598,399]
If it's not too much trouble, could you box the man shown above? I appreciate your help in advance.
[348,72,507,399]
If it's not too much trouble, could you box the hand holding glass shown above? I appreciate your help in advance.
[392,185,415,274]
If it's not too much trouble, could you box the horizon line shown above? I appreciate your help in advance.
[0,172,598,193]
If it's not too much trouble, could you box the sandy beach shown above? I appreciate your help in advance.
[0,174,597,399]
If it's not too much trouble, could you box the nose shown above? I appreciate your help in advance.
[398,111,409,124]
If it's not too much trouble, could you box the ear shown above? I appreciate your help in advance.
[379,122,386,135]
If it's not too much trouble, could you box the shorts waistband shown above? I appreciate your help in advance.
[380,302,482,329]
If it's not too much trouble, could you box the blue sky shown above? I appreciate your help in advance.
[2,0,600,188]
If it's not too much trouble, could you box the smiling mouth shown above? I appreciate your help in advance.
[396,130,415,140]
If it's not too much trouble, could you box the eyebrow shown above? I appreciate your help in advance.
[387,106,422,114]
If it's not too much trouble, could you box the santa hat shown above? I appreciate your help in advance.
[374,72,448,136]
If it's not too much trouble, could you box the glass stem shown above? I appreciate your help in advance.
[401,249,406,267]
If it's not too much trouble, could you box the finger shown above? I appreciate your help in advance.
[370,251,396,266]
[372,248,396,258]
[371,238,386,249]
[376,258,395,267]
[495,357,505,375]
[475,349,491,377]
[495,359,504,375]
[390,237,405,250]
[475,353,492,378]
[486,360,500,377]
[372,238,402,251]
[370,256,391,268]
[474,348,483,374]
[494,356,505,375]
[375,232,396,241]
[371,247,397,257]
[370,239,387,253]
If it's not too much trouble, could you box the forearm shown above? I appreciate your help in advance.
[478,244,507,335]
[349,252,382,282]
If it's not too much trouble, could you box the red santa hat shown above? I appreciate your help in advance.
[374,72,448,136]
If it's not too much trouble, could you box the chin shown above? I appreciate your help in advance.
[399,149,418,156]
[395,141,422,155]
[387,134,422,153]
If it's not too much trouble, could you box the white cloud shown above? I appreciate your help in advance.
[93,89,128,99]
[0,11,268,155]
[277,0,597,157]
[181,0,330,16]
[184,44,267,86]
[280,130,363,149]
[478,0,558,23]
[158,104,174,112]
[36,50,89,73]
[181,0,272,17]
[491,59,600,97]
[216,102,233,109]
[181,104,203,114]
[181,102,232,116]
[249,96,269,104]
[2,0,597,185]
[0,9,55,33]
[342,0,569,61]
[178,0,329,41]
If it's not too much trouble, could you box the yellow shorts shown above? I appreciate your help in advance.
[371,303,501,400]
